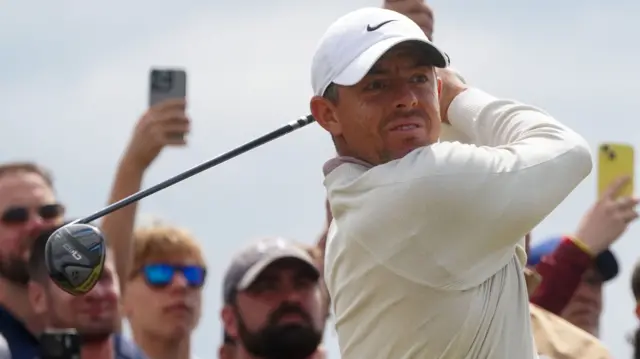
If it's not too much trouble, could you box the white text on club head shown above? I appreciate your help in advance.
[62,243,82,261]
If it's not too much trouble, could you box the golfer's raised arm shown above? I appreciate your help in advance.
[328,87,593,289]
[439,88,591,264]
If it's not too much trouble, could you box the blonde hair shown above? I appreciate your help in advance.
[130,225,205,277]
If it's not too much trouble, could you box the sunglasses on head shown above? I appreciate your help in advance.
[0,203,64,225]
[142,263,207,288]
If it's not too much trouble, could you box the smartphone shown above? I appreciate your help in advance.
[149,68,187,107]
[597,143,634,198]
[149,68,188,141]
[39,329,80,359]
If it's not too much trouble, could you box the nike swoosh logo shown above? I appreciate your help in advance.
[366,20,396,32]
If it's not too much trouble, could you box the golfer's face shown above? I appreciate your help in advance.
[332,42,441,164]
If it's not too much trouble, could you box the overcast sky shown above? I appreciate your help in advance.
[1,0,639,357]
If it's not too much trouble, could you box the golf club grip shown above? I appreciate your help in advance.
[76,115,316,224]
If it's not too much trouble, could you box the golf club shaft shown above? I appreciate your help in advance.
[75,115,316,224]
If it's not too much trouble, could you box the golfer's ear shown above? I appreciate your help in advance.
[310,96,342,136]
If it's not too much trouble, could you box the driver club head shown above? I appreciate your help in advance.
[44,223,107,295]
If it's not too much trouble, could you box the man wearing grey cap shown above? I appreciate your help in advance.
[220,238,324,359]
[311,6,592,359]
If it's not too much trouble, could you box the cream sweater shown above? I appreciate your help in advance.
[323,88,592,359]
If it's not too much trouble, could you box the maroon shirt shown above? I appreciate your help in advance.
[529,237,592,314]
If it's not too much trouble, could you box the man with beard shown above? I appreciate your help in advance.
[27,225,147,359]
[221,238,324,359]
[219,332,236,359]
[0,163,65,358]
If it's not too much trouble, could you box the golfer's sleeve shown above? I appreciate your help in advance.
[432,88,592,287]
[350,88,592,290]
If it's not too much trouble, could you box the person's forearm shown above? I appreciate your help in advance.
[529,237,592,314]
[99,157,145,291]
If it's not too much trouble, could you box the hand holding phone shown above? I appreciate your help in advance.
[149,68,188,142]
[573,143,639,254]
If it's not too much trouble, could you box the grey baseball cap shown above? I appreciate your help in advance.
[223,238,319,303]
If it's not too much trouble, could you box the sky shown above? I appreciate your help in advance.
[1,0,639,357]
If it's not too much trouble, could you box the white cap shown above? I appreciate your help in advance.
[311,7,449,97]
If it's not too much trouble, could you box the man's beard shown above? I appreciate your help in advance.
[0,254,30,285]
[235,303,322,359]
[0,228,48,285]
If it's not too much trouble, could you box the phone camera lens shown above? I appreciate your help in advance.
[609,152,616,160]
[601,145,610,152]
[151,71,173,93]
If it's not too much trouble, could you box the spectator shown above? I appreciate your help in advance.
[529,236,618,338]
[219,332,236,359]
[27,224,147,359]
[0,162,64,358]
[527,177,636,330]
[123,225,205,359]
[525,234,612,358]
[219,230,330,359]
[312,6,591,358]
[100,98,190,292]
[221,237,324,359]
[0,103,183,357]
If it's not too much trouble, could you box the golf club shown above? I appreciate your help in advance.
[45,114,316,295]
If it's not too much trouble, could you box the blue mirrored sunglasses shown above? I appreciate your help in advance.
[142,264,207,288]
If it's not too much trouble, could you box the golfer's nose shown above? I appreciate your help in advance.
[393,84,418,109]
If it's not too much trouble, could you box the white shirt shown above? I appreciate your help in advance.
[323,88,592,359]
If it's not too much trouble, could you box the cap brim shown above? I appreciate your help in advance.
[236,249,319,291]
[332,37,448,87]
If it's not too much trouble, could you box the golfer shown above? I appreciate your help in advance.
[309,7,592,359]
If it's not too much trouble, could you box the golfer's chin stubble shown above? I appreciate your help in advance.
[384,130,437,161]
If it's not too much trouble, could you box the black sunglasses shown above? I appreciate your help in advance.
[0,203,65,225]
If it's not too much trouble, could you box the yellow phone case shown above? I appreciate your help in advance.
[597,143,634,197]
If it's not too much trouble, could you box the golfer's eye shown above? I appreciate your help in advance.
[410,73,430,83]
[363,80,386,91]
[294,277,314,290]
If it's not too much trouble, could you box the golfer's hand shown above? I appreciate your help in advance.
[575,176,639,254]
[436,68,468,124]
[383,0,434,40]
[123,98,190,169]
